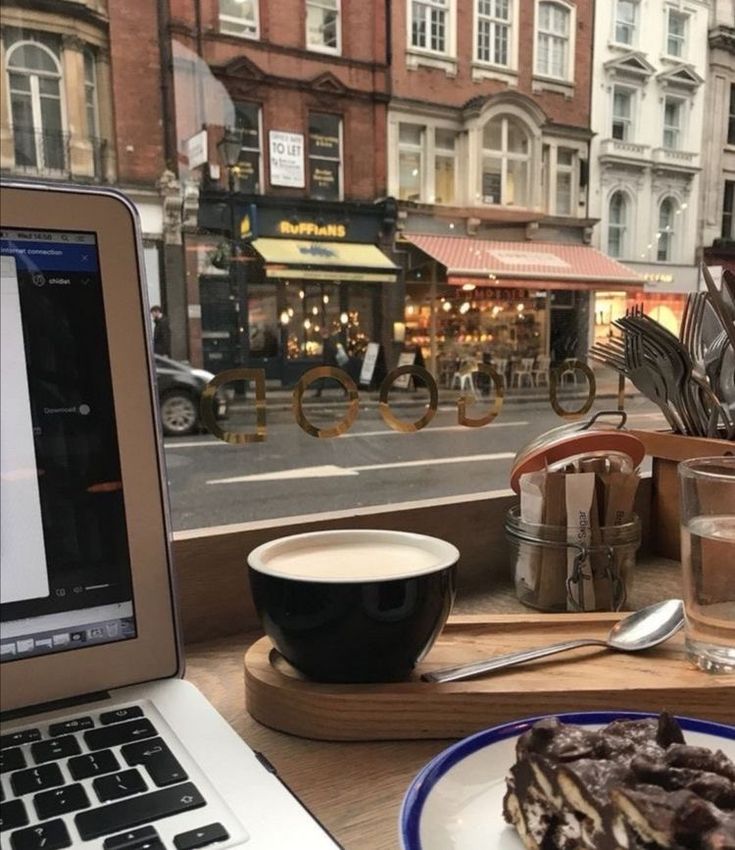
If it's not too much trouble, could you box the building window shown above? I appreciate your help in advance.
[536,1,570,80]
[234,102,262,193]
[411,0,450,53]
[7,41,65,172]
[612,86,634,141]
[657,198,677,261]
[219,0,259,38]
[728,85,735,146]
[614,0,637,45]
[555,147,575,216]
[434,128,457,204]
[308,113,341,200]
[723,181,734,240]
[481,115,530,206]
[306,0,341,53]
[84,50,98,138]
[608,191,628,258]
[665,9,687,58]
[663,97,683,150]
[398,124,424,201]
[476,0,511,66]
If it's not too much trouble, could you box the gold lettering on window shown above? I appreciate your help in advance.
[378,366,438,432]
[293,367,359,438]
[457,364,505,427]
[549,360,596,419]
[201,368,267,444]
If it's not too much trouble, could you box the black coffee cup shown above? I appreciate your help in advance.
[247,529,458,683]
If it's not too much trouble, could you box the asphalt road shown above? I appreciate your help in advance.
[162,395,666,531]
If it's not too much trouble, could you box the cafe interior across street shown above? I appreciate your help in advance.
[399,234,645,386]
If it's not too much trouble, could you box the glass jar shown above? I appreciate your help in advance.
[505,506,641,612]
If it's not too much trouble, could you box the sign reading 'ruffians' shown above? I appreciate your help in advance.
[277,221,347,238]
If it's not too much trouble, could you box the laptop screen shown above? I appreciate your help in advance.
[0,228,137,662]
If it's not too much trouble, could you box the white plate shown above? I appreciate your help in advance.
[399,711,735,850]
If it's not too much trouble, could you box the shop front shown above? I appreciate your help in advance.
[398,234,644,386]
[191,196,398,385]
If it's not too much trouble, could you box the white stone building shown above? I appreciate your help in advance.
[700,0,735,272]
[588,0,710,333]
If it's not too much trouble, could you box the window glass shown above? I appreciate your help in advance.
[612,87,633,141]
[307,0,340,51]
[476,0,511,66]
[723,181,735,240]
[434,129,456,204]
[666,10,687,57]
[219,0,259,37]
[728,85,735,146]
[411,0,449,53]
[615,0,636,45]
[555,148,575,215]
[234,102,261,193]
[663,98,682,150]
[481,116,530,206]
[84,51,98,138]
[308,112,341,200]
[398,124,424,201]
[608,191,628,258]
[536,1,570,79]
[657,198,676,261]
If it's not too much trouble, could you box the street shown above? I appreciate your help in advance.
[163,394,667,531]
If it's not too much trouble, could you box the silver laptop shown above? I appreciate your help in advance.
[0,182,340,850]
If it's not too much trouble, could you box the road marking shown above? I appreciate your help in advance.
[207,452,515,485]
[166,421,529,448]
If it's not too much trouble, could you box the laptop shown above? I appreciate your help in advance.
[0,182,341,850]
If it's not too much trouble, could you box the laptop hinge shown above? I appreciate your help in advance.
[1,690,111,723]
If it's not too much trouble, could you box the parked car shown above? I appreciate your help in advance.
[154,355,228,437]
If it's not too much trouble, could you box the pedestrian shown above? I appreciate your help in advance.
[313,328,346,398]
[150,305,171,357]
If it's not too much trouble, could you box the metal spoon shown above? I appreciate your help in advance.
[422,599,684,684]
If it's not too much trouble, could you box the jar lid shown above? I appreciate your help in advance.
[509,410,645,493]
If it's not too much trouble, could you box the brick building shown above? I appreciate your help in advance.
[166,0,399,382]
[386,0,642,381]
[0,0,178,343]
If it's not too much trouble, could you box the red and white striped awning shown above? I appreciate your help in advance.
[401,234,644,291]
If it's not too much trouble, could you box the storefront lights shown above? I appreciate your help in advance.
[280,311,290,325]
[304,319,311,330]
[312,306,319,315]
[299,290,305,299]
[340,312,349,324]
[323,295,329,304]
[442,301,452,312]
[459,302,470,314]
[462,283,476,291]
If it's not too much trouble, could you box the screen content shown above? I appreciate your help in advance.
[0,229,136,661]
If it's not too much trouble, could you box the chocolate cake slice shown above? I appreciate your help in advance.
[503,713,735,850]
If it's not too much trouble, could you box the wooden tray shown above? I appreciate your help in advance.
[244,613,735,741]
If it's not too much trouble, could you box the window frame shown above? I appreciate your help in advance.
[409,0,453,56]
[613,0,638,47]
[308,111,343,201]
[397,122,426,202]
[219,0,260,39]
[728,84,735,147]
[607,190,629,259]
[664,7,687,59]
[611,84,635,142]
[5,39,67,174]
[723,181,735,240]
[554,146,576,216]
[534,0,574,83]
[474,0,513,69]
[84,49,99,139]
[306,0,342,55]
[480,114,532,208]
[433,127,458,205]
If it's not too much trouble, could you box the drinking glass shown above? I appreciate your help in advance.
[678,457,735,673]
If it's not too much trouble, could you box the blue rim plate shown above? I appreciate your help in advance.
[399,711,735,850]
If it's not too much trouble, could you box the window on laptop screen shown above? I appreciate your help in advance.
[0,228,136,661]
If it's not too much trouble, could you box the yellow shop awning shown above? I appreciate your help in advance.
[252,238,398,282]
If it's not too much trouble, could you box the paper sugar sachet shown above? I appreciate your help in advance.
[518,472,546,594]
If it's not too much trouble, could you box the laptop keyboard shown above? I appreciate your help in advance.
[0,704,230,850]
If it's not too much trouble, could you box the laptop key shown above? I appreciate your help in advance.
[94,769,147,802]
[10,818,71,850]
[68,749,120,780]
[31,735,81,764]
[122,738,188,786]
[174,822,229,850]
[1,799,29,831]
[34,784,90,820]
[0,730,41,750]
[1,747,26,773]
[11,764,64,796]
[48,716,94,737]
[100,707,144,725]
[75,781,206,840]
[103,825,161,850]
[85,719,157,751]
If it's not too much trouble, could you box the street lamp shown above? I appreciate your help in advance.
[217,127,247,374]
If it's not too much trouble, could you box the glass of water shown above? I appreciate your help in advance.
[678,457,735,673]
